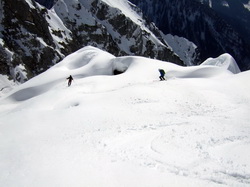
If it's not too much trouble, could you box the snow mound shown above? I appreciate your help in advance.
[201,53,241,74]
[1,46,115,102]
[1,47,239,103]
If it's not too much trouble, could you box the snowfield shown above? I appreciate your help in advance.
[0,46,250,187]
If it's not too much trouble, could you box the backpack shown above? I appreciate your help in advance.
[159,69,165,75]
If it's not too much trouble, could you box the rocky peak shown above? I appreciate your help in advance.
[0,0,62,82]
[0,0,189,83]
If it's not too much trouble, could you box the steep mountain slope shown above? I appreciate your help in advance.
[199,0,250,44]
[129,0,250,71]
[0,0,71,82]
[1,0,196,83]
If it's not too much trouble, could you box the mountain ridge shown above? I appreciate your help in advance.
[1,0,199,83]
[129,0,250,71]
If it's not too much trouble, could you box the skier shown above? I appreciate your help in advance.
[158,69,165,81]
[66,75,73,87]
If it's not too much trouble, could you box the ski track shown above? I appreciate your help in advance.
[2,78,250,186]
[1,78,250,187]
[68,80,250,187]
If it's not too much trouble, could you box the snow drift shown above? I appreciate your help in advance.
[0,46,250,187]
[1,46,240,102]
[201,53,241,74]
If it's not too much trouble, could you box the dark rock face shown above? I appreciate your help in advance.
[200,0,250,44]
[0,0,63,82]
[0,0,184,82]
[34,0,55,9]
[129,0,250,70]
[0,45,9,76]
[88,0,183,64]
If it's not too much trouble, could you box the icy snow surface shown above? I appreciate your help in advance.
[0,46,250,187]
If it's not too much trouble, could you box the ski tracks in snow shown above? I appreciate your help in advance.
[97,120,250,186]
[92,81,250,187]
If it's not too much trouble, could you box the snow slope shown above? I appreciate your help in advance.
[0,46,250,187]
[0,75,17,98]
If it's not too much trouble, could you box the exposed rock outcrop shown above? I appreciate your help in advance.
[129,0,250,70]
[0,0,186,83]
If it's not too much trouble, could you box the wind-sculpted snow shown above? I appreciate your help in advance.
[0,46,250,187]
[201,53,241,74]
[2,47,237,102]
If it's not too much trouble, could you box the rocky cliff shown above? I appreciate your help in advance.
[0,0,188,83]
[129,0,250,71]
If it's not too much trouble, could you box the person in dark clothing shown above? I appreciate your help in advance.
[66,75,73,87]
[158,69,165,81]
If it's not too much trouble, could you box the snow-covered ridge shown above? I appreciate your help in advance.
[2,0,195,83]
[201,53,241,74]
[101,0,142,24]
[1,46,240,103]
[1,46,250,187]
